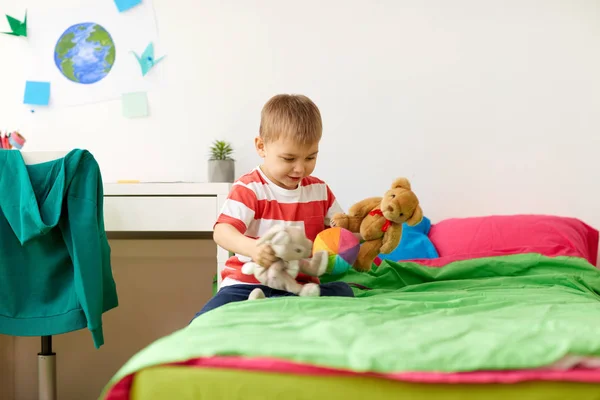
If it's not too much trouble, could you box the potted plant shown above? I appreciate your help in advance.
[208,140,235,183]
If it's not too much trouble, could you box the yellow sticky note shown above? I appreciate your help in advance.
[122,92,148,118]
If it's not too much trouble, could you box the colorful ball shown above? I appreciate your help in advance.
[313,227,360,275]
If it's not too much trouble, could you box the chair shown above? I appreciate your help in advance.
[21,151,69,400]
[2,149,117,400]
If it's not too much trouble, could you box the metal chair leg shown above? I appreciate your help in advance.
[38,336,56,400]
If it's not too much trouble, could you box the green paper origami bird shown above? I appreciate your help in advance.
[131,43,165,76]
[3,11,27,37]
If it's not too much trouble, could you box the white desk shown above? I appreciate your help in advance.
[103,182,232,287]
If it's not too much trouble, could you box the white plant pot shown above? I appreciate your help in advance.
[208,160,235,183]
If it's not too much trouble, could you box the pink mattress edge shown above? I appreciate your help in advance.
[104,356,600,400]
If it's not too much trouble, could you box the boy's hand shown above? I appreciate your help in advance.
[251,242,278,267]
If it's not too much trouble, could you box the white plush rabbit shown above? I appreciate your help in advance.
[241,225,329,300]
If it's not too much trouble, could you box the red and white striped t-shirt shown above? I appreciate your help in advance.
[216,167,344,288]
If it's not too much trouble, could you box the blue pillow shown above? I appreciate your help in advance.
[376,216,439,264]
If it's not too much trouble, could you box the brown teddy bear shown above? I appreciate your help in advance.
[330,177,423,271]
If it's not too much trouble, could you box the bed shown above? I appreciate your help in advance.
[99,214,600,400]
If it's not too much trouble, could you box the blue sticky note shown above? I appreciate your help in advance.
[114,0,142,12]
[24,81,51,106]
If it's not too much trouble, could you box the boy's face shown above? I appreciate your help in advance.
[255,136,319,190]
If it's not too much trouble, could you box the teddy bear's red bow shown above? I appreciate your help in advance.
[368,209,392,232]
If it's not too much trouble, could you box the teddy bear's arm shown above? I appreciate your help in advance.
[330,197,383,233]
[330,213,363,232]
[348,197,383,217]
[380,223,403,254]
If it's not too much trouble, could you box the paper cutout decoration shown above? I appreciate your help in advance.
[114,0,142,12]
[3,11,27,37]
[54,23,116,84]
[24,81,51,106]
[131,43,165,76]
[122,92,148,118]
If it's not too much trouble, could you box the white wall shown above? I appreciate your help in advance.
[1,0,600,228]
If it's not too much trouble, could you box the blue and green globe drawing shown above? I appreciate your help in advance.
[54,22,116,84]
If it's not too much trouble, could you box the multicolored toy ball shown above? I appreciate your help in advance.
[313,227,360,275]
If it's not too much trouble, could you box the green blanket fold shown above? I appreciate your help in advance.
[102,254,600,396]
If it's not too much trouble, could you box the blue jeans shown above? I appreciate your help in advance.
[190,282,354,322]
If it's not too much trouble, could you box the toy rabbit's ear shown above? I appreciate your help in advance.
[257,225,285,244]
[271,231,291,245]
[391,177,411,190]
[407,205,423,226]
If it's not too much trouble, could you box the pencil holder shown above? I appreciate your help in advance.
[9,132,26,150]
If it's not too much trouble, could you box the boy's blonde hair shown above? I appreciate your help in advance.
[259,94,322,145]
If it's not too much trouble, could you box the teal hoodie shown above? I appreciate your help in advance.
[0,149,118,348]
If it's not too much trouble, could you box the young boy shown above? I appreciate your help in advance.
[191,94,354,319]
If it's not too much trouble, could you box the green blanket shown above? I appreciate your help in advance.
[101,253,600,396]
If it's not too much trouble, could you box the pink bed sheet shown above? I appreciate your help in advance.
[105,356,600,400]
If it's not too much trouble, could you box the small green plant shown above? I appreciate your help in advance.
[209,140,234,161]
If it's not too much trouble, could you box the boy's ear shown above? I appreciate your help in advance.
[255,136,266,158]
